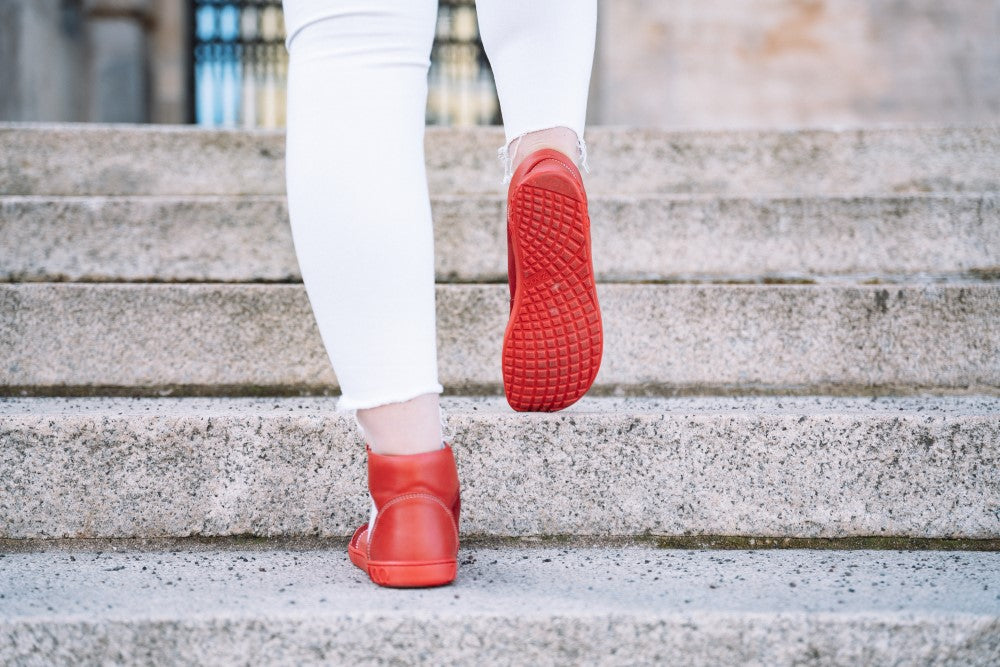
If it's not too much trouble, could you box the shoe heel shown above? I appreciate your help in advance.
[530,170,580,199]
[367,560,457,588]
[352,446,461,588]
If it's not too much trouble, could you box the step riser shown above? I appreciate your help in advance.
[3,125,998,196]
[3,284,998,393]
[3,195,998,282]
[2,398,997,539]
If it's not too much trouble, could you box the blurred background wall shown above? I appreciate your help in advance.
[591,0,1000,128]
[1,0,998,127]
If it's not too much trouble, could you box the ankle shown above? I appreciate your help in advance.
[356,393,443,456]
[509,127,579,172]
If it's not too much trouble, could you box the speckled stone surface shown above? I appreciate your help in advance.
[2,283,998,392]
[0,546,997,665]
[0,195,301,282]
[2,124,998,196]
[3,194,998,282]
[1,396,997,539]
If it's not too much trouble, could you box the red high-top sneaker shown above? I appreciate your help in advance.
[503,147,603,412]
[347,444,460,588]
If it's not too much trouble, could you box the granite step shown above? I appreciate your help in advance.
[1,396,997,539]
[2,124,997,197]
[0,544,997,665]
[2,283,997,395]
[3,193,997,283]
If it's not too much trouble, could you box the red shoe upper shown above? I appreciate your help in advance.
[366,444,461,563]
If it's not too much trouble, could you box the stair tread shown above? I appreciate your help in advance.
[1,546,997,663]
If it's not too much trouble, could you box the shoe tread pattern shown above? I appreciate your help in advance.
[503,180,603,411]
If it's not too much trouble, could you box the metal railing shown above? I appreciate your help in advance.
[428,0,500,126]
[192,0,287,128]
[191,0,499,128]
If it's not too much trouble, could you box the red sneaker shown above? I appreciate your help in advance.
[348,444,460,588]
[502,147,603,412]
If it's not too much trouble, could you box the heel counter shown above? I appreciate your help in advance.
[368,494,459,563]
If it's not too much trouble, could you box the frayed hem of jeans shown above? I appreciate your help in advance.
[335,384,444,413]
[497,130,591,184]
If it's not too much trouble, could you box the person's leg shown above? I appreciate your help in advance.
[284,0,461,588]
[475,0,598,177]
[283,0,443,455]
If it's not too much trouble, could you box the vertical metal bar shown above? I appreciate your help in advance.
[185,0,196,123]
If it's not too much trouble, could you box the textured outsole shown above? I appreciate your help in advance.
[366,560,457,588]
[503,157,603,412]
[349,528,457,588]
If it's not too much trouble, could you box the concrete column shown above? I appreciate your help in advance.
[83,0,153,122]
[149,0,190,124]
[0,0,86,122]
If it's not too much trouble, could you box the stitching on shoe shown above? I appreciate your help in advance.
[525,152,578,181]
[544,158,578,178]
[367,493,459,562]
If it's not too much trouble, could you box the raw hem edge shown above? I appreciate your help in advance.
[497,126,590,183]
[335,384,445,412]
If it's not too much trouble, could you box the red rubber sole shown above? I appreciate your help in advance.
[502,160,603,412]
[366,560,457,588]
[349,531,456,588]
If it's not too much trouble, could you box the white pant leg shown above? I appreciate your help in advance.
[475,0,598,174]
[282,0,442,411]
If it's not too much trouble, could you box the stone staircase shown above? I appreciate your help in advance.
[1,123,999,664]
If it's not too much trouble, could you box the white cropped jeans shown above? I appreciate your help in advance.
[282,0,597,410]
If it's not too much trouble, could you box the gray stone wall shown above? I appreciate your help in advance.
[593,0,1000,128]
